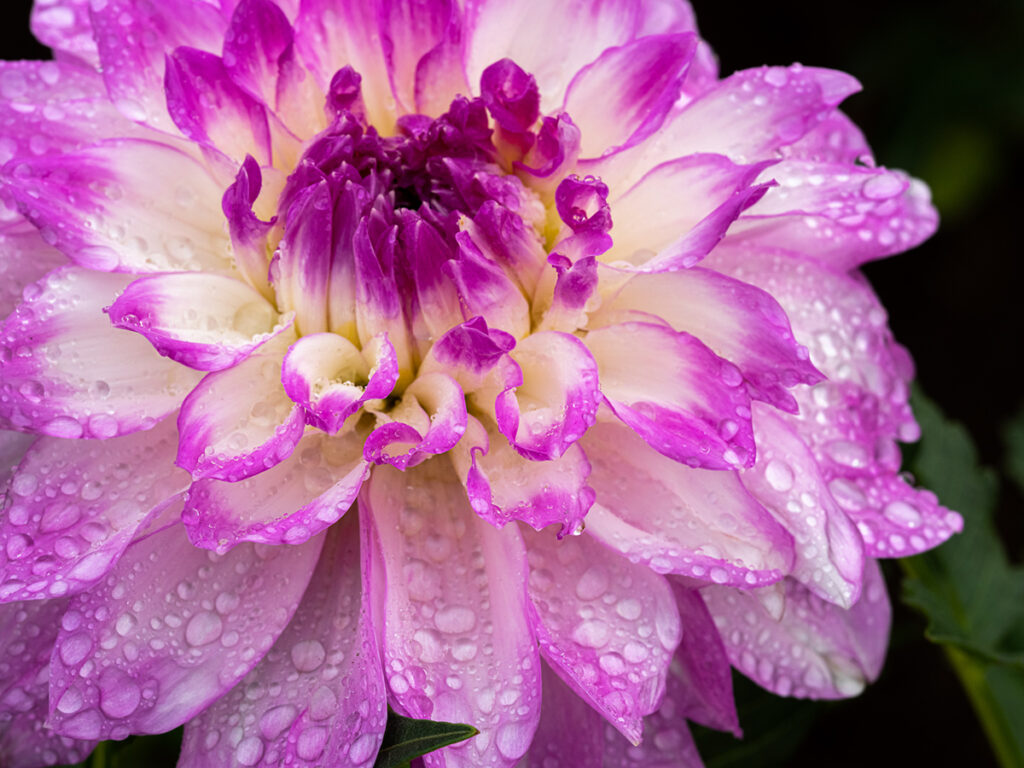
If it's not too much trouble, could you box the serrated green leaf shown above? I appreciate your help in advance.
[901,388,1024,767]
[901,388,1024,666]
[373,708,478,767]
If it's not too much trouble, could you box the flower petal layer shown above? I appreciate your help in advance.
[178,513,385,768]
[586,322,754,470]
[107,273,292,371]
[362,461,540,767]
[0,417,188,602]
[582,422,794,587]
[48,524,324,740]
[702,559,891,699]
[0,268,202,438]
[523,526,681,744]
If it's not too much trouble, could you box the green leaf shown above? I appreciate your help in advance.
[373,708,478,767]
[901,388,1024,767]
[901,388,1024,667]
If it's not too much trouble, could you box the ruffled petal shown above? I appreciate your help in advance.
[282,332,398,433]
[183,431,369,551]
[0,599,96,767]
[176,332,304,481]
[0,418,188,602]
[48,523,324,740]
[702,559,891,699]
[178,513,385,768]
[523,526,681,744]
[586,322,754,470]
[563,33,696,158]
[363,372,467,469]
[597,267,821,413]
[465,0,641,112]
[495,331,600,461]
[3,139,235,275]
[362,461,540,767]
[581,421,794,587]
[450,415,595,534]
[729,160,938,268]
[107,273,292,371]
[0,268,202,438]
[741,405,865,608]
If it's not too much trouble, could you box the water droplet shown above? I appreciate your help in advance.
[434,605,476,634]
[98,668,141,718]
[259,704,297,739]
[235,736,264,766]
[574,566,608,600]
[296,726,328,760]
[572,619,610,648]
[764,459,794,492]
[290,639,326,672]
[883,500,922,529]
[185,611,223,647]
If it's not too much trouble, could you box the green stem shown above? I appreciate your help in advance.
[944,645,1022,768]
[89,741,108,768]
[900,558,1022,768]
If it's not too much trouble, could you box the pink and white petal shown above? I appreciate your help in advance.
[0,61,158,183]
[465,0,641,112]
[282,332,398,434]
[451,415,595,534]
[669,583,740,735]
[362,461,540,768]
[222,0,295,108]
[780,109,872,165]
[89,0,229,131]
[414,12,471,118]
[30,0,99,66]
[581,421,794,587]
[449,233,530,340]
[0,268,202,438]
[705,249,918,460]
[523,661,604,767]
[586,322,754,470]
[380,0,459,114]
[0,223,66,319]
[165,47,275,166]
[176,334,303,481]
[564,33,696,159]
[495,331,600,461]
[107,273,291,372]
[0,598,97,767]
[221,156,276,301]
[178,513,386,768]
[729,160,938,268]
[601,693,704,768]
[702,560,891,700]
[741,405,864,608]
[293,0,394,132]
[589,65,861,194]
[183,431,369,551]
[835,473,962,559]
[274,179,332,336]
[597,268,821,413]
[363,373,467,469]
[0,418,189,603]
[601,154,770,269]
[48,523,324,740]
[0,431,34,493]
[523,526,681,744]
[3,139,235,275]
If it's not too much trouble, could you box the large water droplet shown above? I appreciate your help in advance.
[185,611,223,647]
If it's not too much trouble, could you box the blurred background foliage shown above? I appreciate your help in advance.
[2,0,1023,766]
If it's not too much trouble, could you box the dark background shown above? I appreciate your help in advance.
[2,0,1022,765]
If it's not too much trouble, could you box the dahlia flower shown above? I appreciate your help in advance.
[0,0,961,765]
